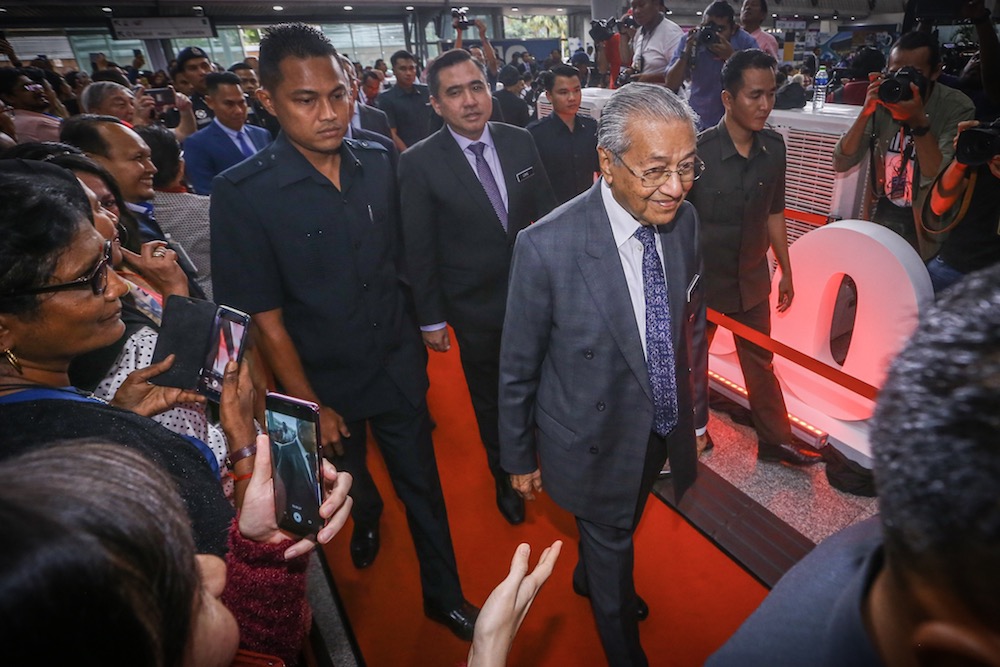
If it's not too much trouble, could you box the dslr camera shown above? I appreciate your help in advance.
[956,120,1000,167]
[589,17,618,43]
[877,66,930,104]
[697,22,725,46]
[451,7,471,29]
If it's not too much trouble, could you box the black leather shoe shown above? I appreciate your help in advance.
[425,599,479,641]
[495,475,525,525]
[350,523,380,569]
[758,442,822,466]
[699,432,715,456]
[572,579,649,621]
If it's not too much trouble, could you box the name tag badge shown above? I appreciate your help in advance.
[516,167,534,183]
[686,273,700,303]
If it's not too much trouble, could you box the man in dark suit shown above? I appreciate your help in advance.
[183,72,272,195]
[499,83,708,666]
[210,24,478,641]
[398,49,556,526]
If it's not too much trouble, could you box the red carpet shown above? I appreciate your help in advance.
[323,330,767,666]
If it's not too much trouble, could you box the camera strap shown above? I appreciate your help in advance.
[921,169,978,235]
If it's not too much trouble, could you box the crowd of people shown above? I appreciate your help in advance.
[2,0,1000,664]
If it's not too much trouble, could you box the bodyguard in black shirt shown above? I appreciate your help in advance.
[527,65,599,205]
[210,24,478,641]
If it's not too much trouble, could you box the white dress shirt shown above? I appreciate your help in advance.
[213,117,254,155]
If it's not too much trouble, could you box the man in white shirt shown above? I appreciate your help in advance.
[619,0,684,85]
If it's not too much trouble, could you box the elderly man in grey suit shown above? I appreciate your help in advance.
[499,83,708,667]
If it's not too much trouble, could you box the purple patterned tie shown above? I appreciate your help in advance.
[635,225,678,436]
[468,142,508,231]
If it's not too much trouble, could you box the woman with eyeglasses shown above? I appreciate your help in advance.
[0,160,256,554]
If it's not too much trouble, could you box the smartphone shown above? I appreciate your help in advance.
[146,87,177,110]
[198,305,250,401]
[265,392,324,536]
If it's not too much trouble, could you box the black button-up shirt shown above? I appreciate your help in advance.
[526,113,599,206]
[687,119,786,313]
[377,83,431,148]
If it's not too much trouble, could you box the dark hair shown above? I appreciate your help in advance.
[134,124,181,188]
[64,70,86,89]
[850,47,886,80]
[59,114,124,158]
[0,161,93,315]
[545,64,582,92]
[258,23,338,90]
[0,140,82,161]
[721,49,777,97]
[205,71,242,96]
[870,262,1000,625]
[705,0,736,25]
[390,49,415,68]
[361,70,381,85]
[228,62,252,73]
[890,31,940,70]
[426,49,485,98]
[0,442,200,667]
[0,67,23,98]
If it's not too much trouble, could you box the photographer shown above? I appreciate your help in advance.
[454,16,500,90]
[665,1,759,129]
[587,18,623,88]
[834,32,975,258]
[80,80,197,144]
[922,120,1000,293]
[618,0,683,85]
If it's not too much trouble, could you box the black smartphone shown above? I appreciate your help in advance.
[146,87,176,110]
[198,305,250,401]
[265,392,324,537]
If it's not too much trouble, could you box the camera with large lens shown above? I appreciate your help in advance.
[877,66,930,104]
[451,7,471,29]
[697,22,725,45]
[956,120,1000,166]
[589,17,618,43]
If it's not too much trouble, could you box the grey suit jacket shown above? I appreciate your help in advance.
[498,182,707,528]
[358,103,392,139]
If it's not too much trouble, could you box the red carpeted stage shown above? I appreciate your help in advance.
[322,330,767,666]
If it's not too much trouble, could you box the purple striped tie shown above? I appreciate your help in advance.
[468,142,508,231]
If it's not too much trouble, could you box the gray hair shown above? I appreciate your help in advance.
[597,83,699,157]
[80,81,130,113]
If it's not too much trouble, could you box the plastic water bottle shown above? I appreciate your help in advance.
[813,66,828,111]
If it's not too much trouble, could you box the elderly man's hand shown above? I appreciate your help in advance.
[510,470,542,500]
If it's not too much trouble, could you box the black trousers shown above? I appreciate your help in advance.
[573,431,669,667]
[708,298,792,447]
[333,389,463,609]
[451,327,503,478]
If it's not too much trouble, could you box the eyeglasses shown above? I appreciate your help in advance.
[613,153,706,188]
[11,240,112,297]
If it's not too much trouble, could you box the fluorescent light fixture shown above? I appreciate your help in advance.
[344,5,353,9]
[405,4,414,9]
[273,5,283,10]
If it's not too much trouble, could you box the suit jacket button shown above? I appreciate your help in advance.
[584,349,594,359]
[596,401,605,411]
[589,446,599,454]
[372,322,380,329]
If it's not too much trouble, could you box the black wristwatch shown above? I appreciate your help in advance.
[909,120,931,137]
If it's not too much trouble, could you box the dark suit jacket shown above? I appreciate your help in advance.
[184,121,272,195]
[494,88,530,128]
[498,184,707,528]
[398,122,556,331]
[358,103,392,139]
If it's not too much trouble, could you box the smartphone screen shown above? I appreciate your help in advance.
[199,305,250,401]
[146,87,177,110]
[265,392,323,536]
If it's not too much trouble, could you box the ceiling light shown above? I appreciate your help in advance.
[851,16,856,20]
[556,7,564,10]
[771,13,777,17]
[793,14,799,18]
[405,4,414,8]
[102,6,113,12]
[695,10,703,15]
[813,14,819,19]
[511,6,519,10]
[344,5,353,8]
[666,8,672,13]
[273,4,283,10]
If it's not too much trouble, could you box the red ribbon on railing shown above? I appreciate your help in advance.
[708,309,879,401]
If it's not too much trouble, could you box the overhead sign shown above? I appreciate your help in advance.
[775,20,808,30]
[110,17,216,40]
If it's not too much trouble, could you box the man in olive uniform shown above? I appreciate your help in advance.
[686,49,821,466]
